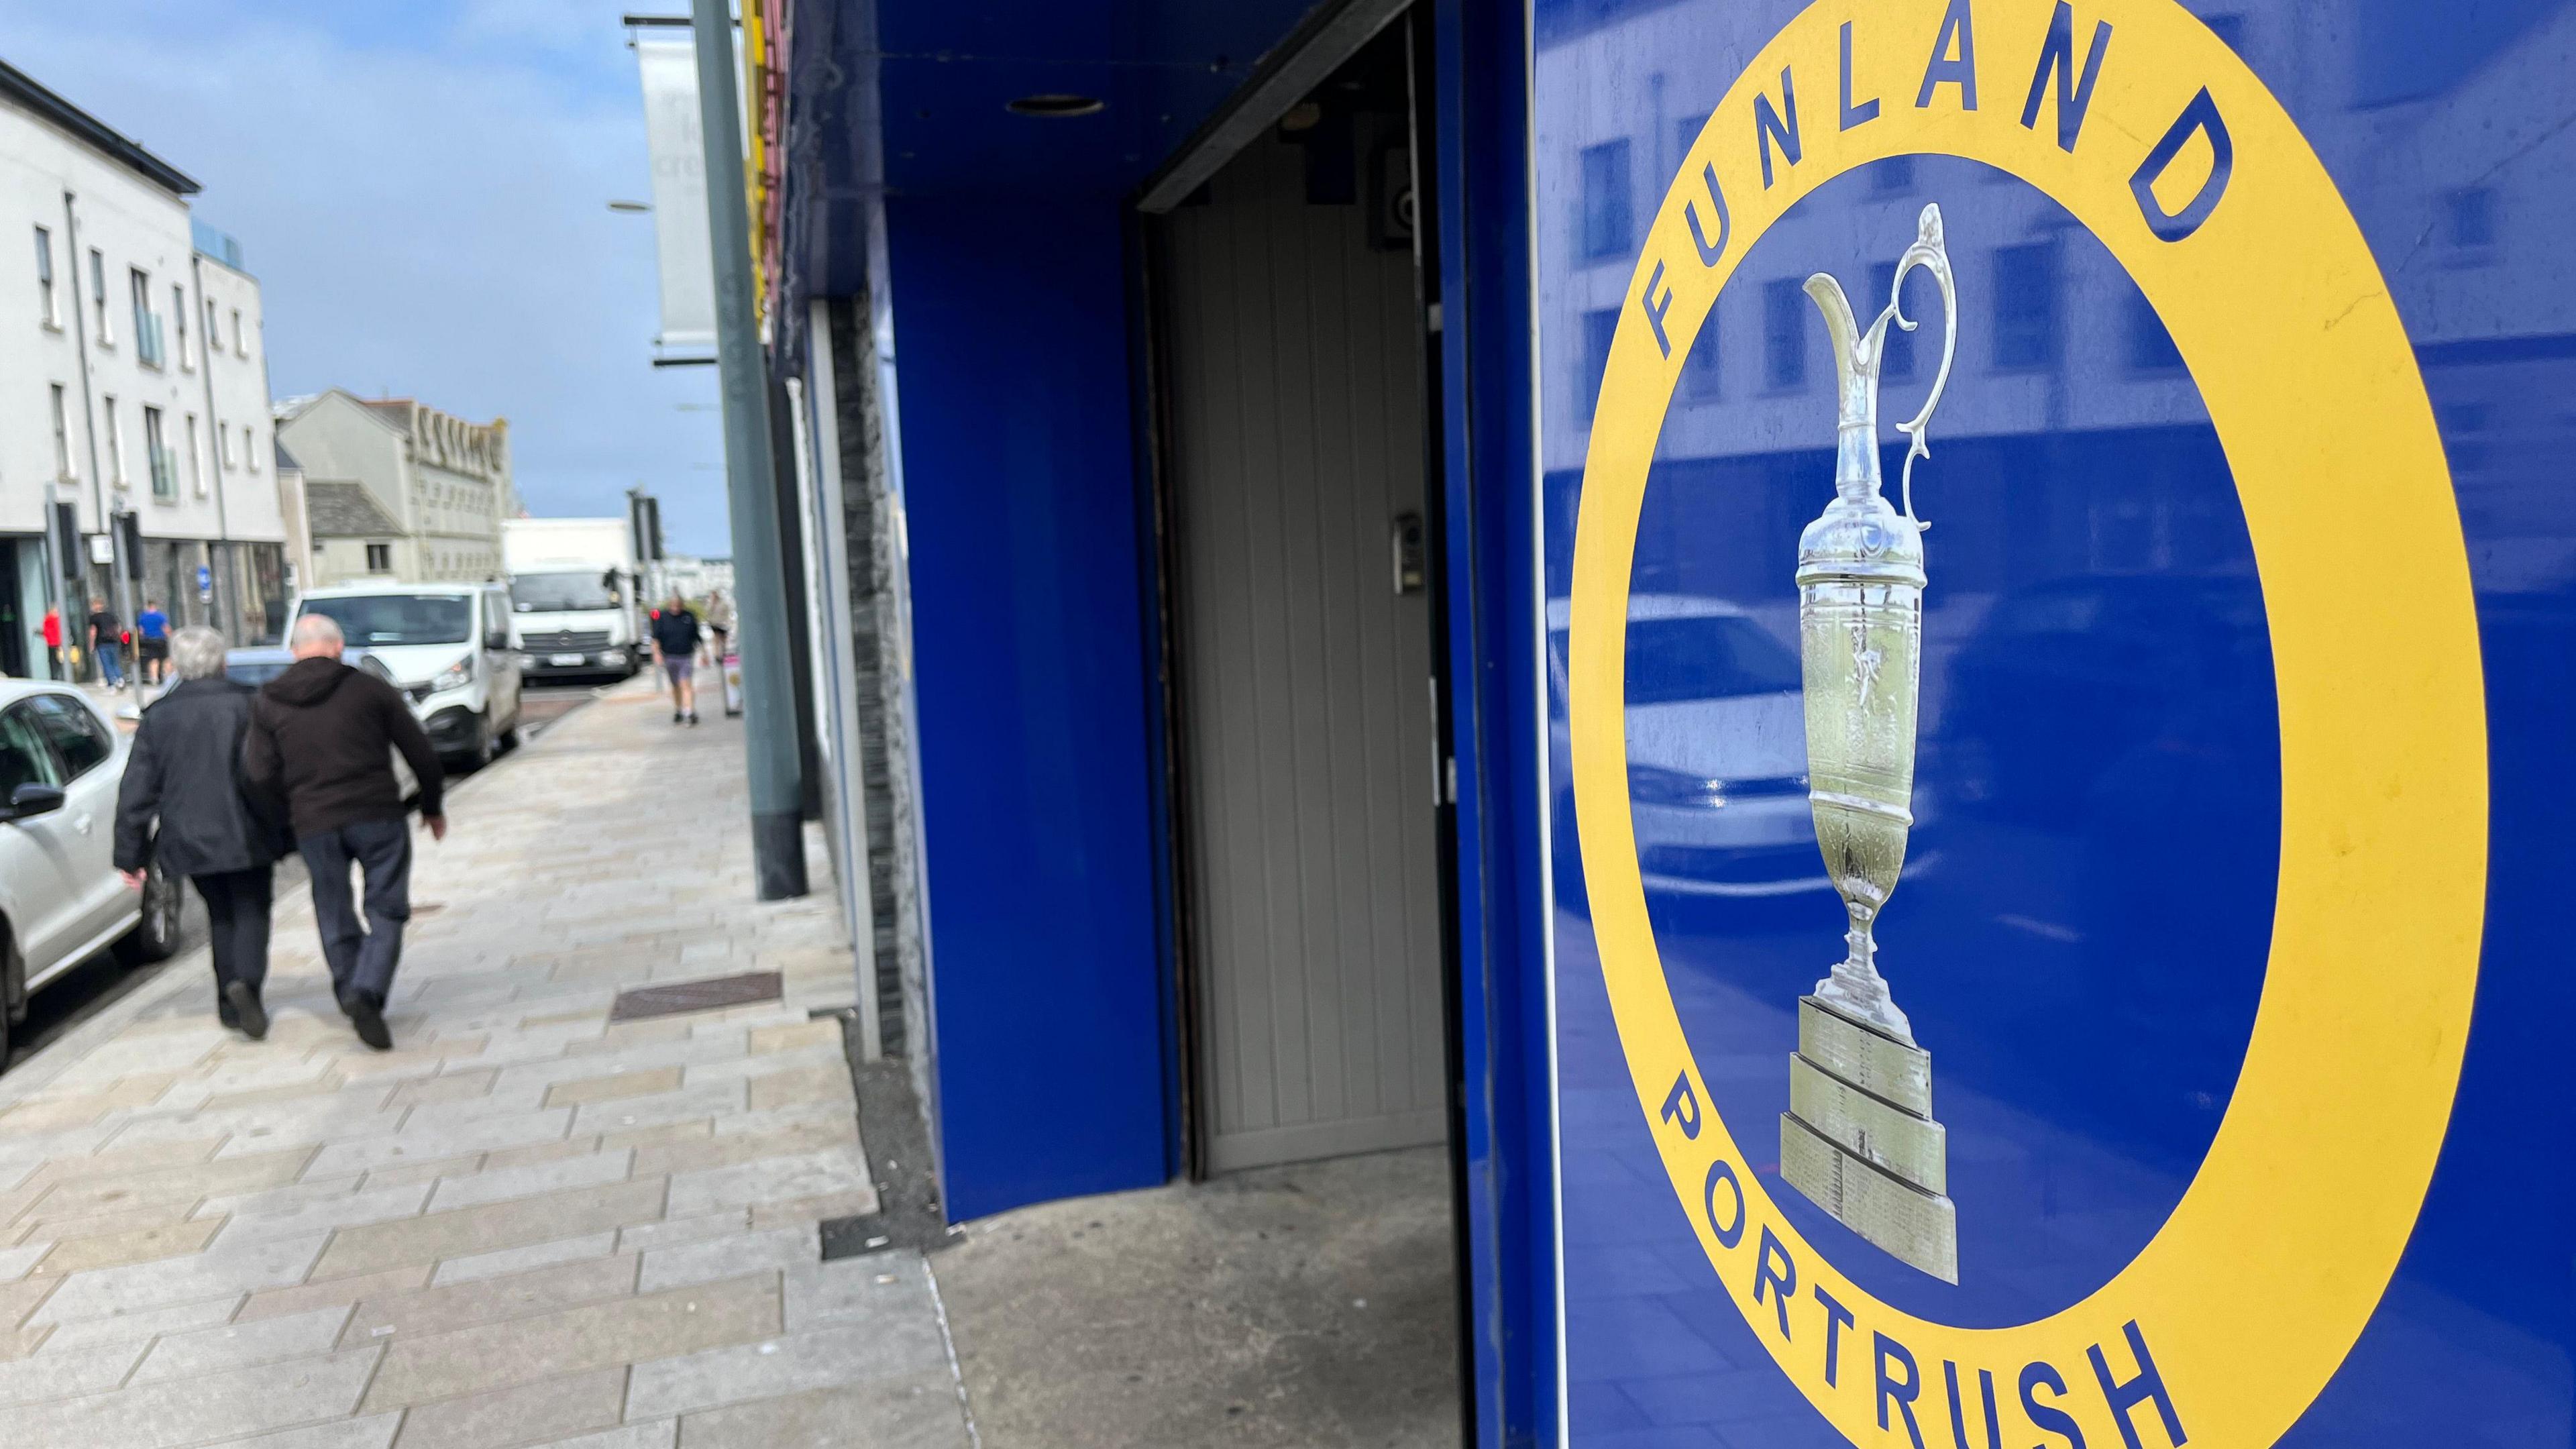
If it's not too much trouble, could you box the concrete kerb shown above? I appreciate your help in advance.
[0,686,614,1110]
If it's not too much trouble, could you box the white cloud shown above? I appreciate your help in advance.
[1,2,736,551]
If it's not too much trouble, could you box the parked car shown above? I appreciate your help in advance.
[0,680,180,1070]
[290,582,525,767]
[1546,594,1831,910]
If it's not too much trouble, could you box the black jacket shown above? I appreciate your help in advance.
[650,606,702,657]
[244,657,445,839]
[115,678,292,877]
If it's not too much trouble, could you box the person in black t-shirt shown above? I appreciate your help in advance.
[649,593,703,725]
[85,597,124,686]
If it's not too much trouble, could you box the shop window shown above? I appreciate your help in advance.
[1682,309,1721,399]
[2445,188,2498,267]
[1764,278,1807,391]
[1577,307,1618,423]
[1992,242,2059,372]
[1580,140,1633,261]
[2128,288,2184,371]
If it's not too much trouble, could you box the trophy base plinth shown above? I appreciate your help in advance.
[1788,1053,1947,1193]
[1782,994,1955,1281]
[1798,996,1931,1116]
[1781,1112,1958,1283]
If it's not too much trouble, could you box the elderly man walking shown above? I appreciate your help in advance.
[244,613,447,1049]
[115,627,293,1038]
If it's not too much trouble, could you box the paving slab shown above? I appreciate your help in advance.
[0,684,922,1449]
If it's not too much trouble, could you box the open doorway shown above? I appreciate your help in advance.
[1150,23,1450,1181]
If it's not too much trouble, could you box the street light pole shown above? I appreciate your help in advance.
[689,0,807,900]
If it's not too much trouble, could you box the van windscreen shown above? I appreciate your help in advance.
[302,595,472,647]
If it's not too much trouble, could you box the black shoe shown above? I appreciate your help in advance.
[687,712,699,726]
[673,710,685,724]
[340,991,392,1051]
[223,981,269,1041]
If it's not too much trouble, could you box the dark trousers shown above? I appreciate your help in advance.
[193,867,275,998]
[301,817,413,1002]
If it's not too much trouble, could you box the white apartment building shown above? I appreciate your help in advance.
[275,388,514,588]
[0,58,291,674]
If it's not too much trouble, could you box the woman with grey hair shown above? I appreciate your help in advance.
[114,625,292,1038]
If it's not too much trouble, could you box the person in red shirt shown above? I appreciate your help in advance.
[39,605,63,680]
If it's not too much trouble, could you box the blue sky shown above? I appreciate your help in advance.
[1,0,735,554]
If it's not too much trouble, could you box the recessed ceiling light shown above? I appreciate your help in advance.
[1007,94,1105,118]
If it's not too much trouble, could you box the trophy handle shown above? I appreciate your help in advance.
[1879,203,1956,530]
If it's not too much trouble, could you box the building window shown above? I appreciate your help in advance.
[1872,262,1917,380]
[174,284,191,368]
[104,395,126,485]
[366,543,392,573]
[145,406,175,500]
[1992,242,2060,372]
[1580,140,1634,261]
[130,268,163,368]
[34,225,57,326]
[1764,278,1808,390]
[1872,156,1916,195]
[89,249,109,343]
[2127,288,2184,371]
[1682,309,1722,398]
[2445,188,2498,267]
[49,384,74,480]
[245,426,260,472]
[231,307,246,356]
[185,413,204,495]
[205,297,221,354]
[1577,307,1619,423]
[219,419,235,469]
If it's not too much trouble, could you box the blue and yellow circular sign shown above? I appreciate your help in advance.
[1568,0,2485,1443]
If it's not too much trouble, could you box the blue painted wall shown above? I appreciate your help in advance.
[884,196,1169,1221]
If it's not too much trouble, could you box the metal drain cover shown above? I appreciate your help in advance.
[610,971,784,1022]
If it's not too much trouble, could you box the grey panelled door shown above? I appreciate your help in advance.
[1161,131,1448,1173]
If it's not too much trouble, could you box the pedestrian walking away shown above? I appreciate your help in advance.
[85,596,123,687]
[113,625,294,1039]
[137,596,172,684]
[243,612,447,1050]
[704,586,735,662]
[39,604,63,680]
[649,590,702,725]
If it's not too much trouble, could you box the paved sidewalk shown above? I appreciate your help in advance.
[0,681,974,1448]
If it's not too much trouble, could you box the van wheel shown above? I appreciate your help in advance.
[113,863,182,966]
[466,712,495,769]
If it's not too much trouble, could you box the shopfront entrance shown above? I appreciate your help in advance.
[1151,30,1452,1175]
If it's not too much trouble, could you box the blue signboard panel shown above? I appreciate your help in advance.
[1534,1,2571,1444]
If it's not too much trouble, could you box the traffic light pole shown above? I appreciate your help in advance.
[690,0,807,900]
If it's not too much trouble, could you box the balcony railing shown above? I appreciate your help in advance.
[136,313,166,369]
[150,445,180,500]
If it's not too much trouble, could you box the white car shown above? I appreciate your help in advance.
[1546,594,1833,904]
[290,582,525,767]
[0,680,180,1070]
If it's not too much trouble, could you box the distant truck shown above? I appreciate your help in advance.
[502,518,645,680]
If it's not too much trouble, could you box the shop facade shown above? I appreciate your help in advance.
[769,1,2576,1442]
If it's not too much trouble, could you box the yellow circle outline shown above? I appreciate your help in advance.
[1566,1,2485,1444]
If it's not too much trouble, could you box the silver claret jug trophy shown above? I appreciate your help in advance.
[1776,204,1960,1282]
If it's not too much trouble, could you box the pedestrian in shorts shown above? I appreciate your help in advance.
[650,592,702,725]
[137,598,171,685]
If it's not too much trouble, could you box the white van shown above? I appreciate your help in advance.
[290,582,525,767]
